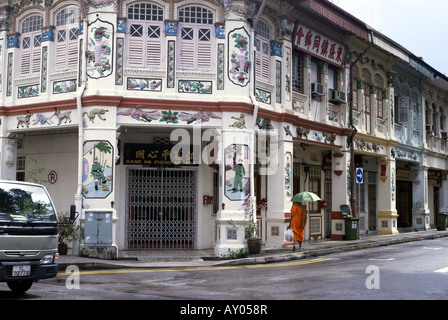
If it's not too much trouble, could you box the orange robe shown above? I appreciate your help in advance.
[290,203,305,243]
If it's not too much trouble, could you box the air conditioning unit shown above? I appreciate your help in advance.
[311,82,324,96]
[441,131,448,139]
[329,89,347,104]
[426,124,434,133]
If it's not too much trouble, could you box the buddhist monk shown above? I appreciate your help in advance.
[289,202,306,251]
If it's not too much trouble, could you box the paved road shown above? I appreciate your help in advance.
[1,238,447,304]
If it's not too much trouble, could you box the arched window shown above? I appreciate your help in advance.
[362,68,372,132]
[178,5,214,71]
[255,20,270,82]
[20,14,43,76]
[375,74,384,119]
[432,104,437,131]
[126,2,164,69]
[440,107,445,133]
[54,6,81,71]
[351,65,359,111]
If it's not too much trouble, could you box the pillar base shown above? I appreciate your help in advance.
[214,243,247,257]
[377,210,399,235]
[330,211,345,241]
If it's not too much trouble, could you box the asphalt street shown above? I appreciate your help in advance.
[1,238,446,303]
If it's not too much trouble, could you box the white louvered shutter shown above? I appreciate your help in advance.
[31,47,41,74]
[146,25,161,68]
[67,41,78,69]
[21,51,31,75]
[128,24,144,67]
[55,30,66,70]
[197,28,212,70]
[180,27,194,70]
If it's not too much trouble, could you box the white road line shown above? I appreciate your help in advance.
[434,267,448,273]
[368,258,395,261]
[423,247,443,250]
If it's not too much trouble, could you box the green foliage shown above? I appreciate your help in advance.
[227,248,247,259]
[58,212,82,245]
[26,156,46,184]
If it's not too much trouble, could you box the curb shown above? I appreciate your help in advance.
[57,231,448,270]
[216,231,448,267]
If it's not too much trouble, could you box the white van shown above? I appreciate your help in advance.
[0,180,76,293]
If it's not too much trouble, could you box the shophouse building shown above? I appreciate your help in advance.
[0,0,446,258]
[421,66,448,230]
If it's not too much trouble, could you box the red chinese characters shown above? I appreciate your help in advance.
[293,23,345,66]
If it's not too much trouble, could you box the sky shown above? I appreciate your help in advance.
[331,0,448,76]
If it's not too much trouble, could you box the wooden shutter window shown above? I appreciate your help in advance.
[128,24,144,66]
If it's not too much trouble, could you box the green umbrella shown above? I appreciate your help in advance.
[291,191,321,203]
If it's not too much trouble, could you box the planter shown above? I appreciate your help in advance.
[58,243,68,255]
[247,238,262,254]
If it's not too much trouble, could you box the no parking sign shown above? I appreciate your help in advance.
[48,170,58,184]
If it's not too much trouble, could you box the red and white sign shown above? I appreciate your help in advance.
[48,170,58,184]
[293,23,345,67]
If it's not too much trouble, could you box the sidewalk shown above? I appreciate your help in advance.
[57,229,448,271]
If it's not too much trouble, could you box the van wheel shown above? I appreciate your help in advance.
[7,280,34,293]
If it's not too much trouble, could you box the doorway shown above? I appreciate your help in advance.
[126,168,197,249]
[397,180,412,228]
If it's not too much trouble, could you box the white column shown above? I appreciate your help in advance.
[377,150,399,235]
[214,128,252,256]
[265,129,293,248]
[412,166,431,230]
[331,151,350,240]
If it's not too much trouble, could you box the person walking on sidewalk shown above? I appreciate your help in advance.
[289,202,306,251]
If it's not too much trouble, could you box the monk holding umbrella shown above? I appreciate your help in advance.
[288,192,321,251]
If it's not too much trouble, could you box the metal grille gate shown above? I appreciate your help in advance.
[126,168,197,249]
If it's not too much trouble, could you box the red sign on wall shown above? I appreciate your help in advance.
[293,23,345,67]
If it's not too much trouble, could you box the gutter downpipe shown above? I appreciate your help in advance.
[349,29,375,218]
[248,0,267,233]
[73,1,88,255]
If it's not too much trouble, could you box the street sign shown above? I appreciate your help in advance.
[356,168,363,184]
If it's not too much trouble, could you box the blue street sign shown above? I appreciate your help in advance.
[356,168,363,184]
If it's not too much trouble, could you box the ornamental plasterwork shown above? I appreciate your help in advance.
[394,147,419,162]
[85,0,118,11]
[353,139,386,155]
[174,0,221,20]
[119,0,169,18]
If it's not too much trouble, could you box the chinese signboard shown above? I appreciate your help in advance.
[292,23,345,67]
[123,143,199,167]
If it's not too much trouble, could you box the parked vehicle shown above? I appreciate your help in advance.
[0,180,77,293]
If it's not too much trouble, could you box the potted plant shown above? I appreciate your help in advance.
[229,198,265,254]
[58,212,82,255]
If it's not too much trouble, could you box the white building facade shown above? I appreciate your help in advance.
[0,0,446,258]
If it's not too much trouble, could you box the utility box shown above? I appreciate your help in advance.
[84,211,113,246]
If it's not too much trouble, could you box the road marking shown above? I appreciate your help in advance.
[434,267,448,273]
[57,257,334,276]
[368,258,395,261]
[423,247,443,250]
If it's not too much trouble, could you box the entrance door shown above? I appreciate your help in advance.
[368,183,377,231]
[397,181,412,228]
[126,168,197,249]
[324,180,332,238]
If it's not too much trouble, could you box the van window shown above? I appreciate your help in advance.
[0,182,56,222]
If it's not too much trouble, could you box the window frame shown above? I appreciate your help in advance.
[292,50,303,93]
[255,20,271,83]
[177,5,214,72]
[125,2,165,69]
[54,6,81,71]
[20,14,43,77]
